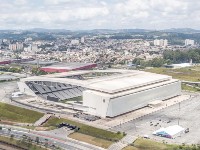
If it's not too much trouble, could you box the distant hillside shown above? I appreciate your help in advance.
[0,28,200,34]
[27,28,71,33]
[118,29,152,33]
[161,28,200,33]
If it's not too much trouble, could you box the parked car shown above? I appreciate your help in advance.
[143,135,150,139]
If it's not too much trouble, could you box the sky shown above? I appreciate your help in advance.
[0,0,200,30]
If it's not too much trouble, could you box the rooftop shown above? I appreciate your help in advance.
[40,62,96,70]
[21,69,174,94]
[22,60,58,65]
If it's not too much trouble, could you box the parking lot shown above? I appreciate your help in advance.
[112,93,200,145]
[0,81,18,102]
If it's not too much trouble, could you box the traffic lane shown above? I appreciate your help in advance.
[0,129,80,150]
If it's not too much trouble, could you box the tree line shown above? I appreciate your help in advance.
[132,49,200,68]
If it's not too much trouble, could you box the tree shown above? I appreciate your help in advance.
[8,128,11,132]
[35,137,40,144]
[31,67,47,75]
[150,58,165,67]
[27,137,33,148]
[132,58,144,66]
[10,134,14,140]
[188,51,200,63]
[44,139,48,147]
[163,49,200,64]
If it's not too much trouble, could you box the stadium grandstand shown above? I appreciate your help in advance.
[18,69,181,118]
[40,62,97,73]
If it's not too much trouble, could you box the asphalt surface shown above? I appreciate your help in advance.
[0,125,105,150]
[112,93,200,144]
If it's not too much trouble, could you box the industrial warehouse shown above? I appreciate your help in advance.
[17,69,181,118]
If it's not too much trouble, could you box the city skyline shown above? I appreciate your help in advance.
[0,0,200,30]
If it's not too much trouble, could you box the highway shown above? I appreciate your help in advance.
[0,125,105,150]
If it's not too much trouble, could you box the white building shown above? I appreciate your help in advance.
[17,69,181,118]
[144,42,150,46]
[81,37,85,43]
[32,44,38,52]
[9,43,23,50]
[16,43,23,50]
[24,44,38,52]
[154,39,168,47]
[25,37,33,42]
[185,39,194,46]
[3,39,8,43]
[9,44,17,50]
[71,39,79,45]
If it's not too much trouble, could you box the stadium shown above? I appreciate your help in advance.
[40,62,97,73]
[17,69,181,118]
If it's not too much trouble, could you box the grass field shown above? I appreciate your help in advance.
[130,138,174,150]
[123,138,199,150]
[123,139,173,150]
[145,67,200,92]
[69,132,113,148]
[0,136,47,150]
[44,117,124,142]
[146,67,200,82]
[123,146,138,150]
[61,96,82,103]
[182,84,200,92]
[0,102,43,123]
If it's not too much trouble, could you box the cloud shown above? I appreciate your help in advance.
[0,0,200,29]
[44,0,78,5]
[14,0,27,5]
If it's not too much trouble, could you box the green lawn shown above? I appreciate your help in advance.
[130,138,175,150]
[182,83,200,92]
[44,117,124,142]
[69,132,113,148]
[123,139,189,150]
[60,96,82,103]
[0,136,47,150]
[146,67,200,82]
[123,138,198,150]
[0,102,43,123]
[145,67,200,92]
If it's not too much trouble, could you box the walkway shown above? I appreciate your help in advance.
[34,114,51,126]
[108,134,137,150]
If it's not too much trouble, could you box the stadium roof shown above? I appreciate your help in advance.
[21,69,174,94]
[22,60,58,65]
[40,62,97,72]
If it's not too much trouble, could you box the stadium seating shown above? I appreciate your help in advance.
[25,81,85,101]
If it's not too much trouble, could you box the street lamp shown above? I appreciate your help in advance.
[178,102,181,125]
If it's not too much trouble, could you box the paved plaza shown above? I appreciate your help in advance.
[112,93,200,145]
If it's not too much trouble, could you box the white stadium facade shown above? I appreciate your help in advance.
[18,69,181,118]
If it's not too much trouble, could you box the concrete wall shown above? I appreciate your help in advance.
[83,90,110,117]
[17,81,36,96]
[83,81,181,118]
[106,81,181,117]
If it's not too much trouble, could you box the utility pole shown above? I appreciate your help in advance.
[134,122,137,132]
[178,102,180,125]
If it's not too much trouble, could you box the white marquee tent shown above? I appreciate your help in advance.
[153,125,184,138]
